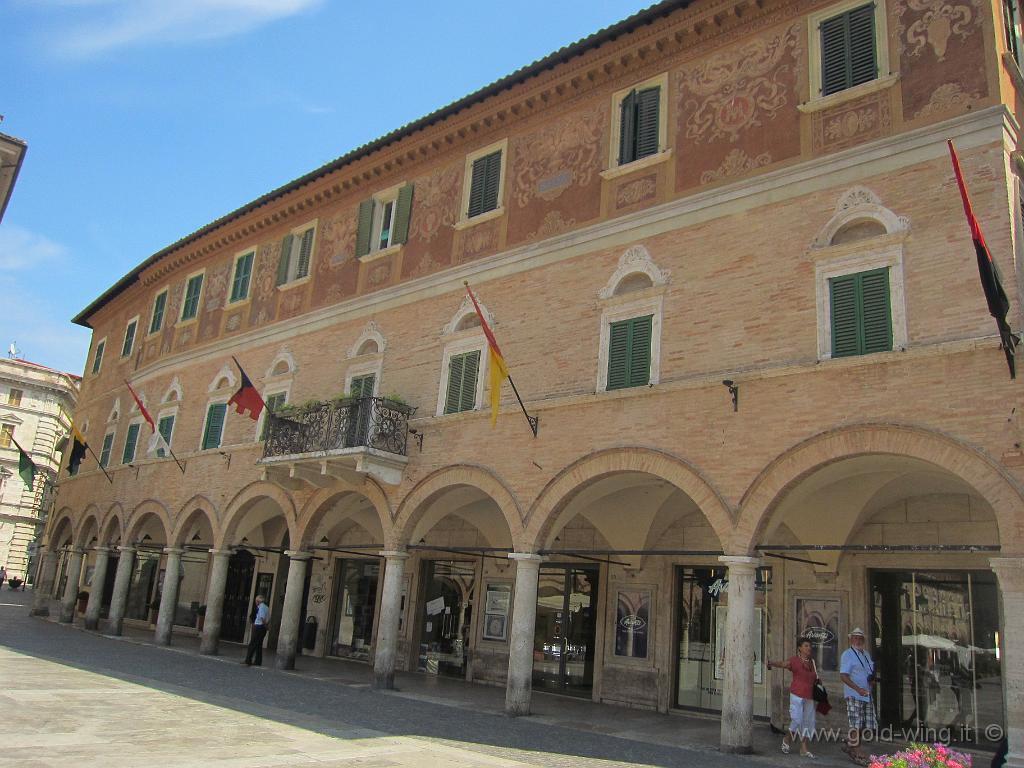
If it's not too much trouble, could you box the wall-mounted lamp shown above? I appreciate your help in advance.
[320,536,329,544]
[241,536,249,544]
[191,532,202,542]
[408,428,424,452]
[141,534,152,542]
[722,380,739,412]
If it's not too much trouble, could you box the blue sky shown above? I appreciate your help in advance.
[0,0,652,375]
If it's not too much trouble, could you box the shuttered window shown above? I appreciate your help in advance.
[201,403,227,450]
[618,86,660,165]
[467,151,502,218]
[820,4,877,96]
[830,268,892,357]
[91,340,105,375]
[156,415,174,457]
[260,393,286,440]
[276,226,315,285]
[355,185,414,258]
[99,433,114,468]
[607,315,653,390]
[444,350,481,414]
[121,423,140,464]
[149,291,167,334]
[181,274,204,320]
[121,319,138,357]
[230,251,254,303]
[1004,0,1023,64]
[350,374,376,399]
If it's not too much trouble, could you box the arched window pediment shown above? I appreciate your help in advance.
[598,244,670,300]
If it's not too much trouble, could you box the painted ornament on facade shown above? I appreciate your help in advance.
[699,148,772,184]
[526,210,577,240]
[893,0,981,60]
[318,209,357,268]
[680,22,802,143]
[205,262,229,312]
[510,104,604,208]
[408,165,460,244]
[914,82,981,119]
[615,175,657,208]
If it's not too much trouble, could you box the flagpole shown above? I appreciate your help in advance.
[164,443,186,475]
[84,441,114,484]
[507,374,540,436]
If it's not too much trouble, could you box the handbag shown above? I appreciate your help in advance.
[812,659,832,715]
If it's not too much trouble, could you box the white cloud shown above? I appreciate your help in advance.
[47,0,323,58]
[0,277,91,375]
[0,225,68,271]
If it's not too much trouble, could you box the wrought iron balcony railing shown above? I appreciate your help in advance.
[262,396,413,459]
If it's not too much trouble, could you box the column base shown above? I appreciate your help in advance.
[719,745,754,755]
[199,636,219,655]
[106,619,123,636]
[275,654,296,671]
[29,606,50,617]
[372,671,395,690]
[84,617,98,630]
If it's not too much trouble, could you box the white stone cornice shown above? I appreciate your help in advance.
[95,106,1011,392]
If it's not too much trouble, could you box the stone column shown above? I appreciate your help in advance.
[59,548,85,623]
[154,548,184,645]
[505,553,542,716]
[718,555,759,754]
[275,550,312,670]
[373,550,408,689]
[84,547,112,630]
[991,556,1024,768]
[200,549,232,656]
[29,549,59,616]
[106,546,136,636]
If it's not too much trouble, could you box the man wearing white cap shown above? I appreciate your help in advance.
[840,627,876,765]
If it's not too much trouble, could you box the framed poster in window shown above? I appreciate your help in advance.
[713,606,764,683]
[794,595,840,672]
[482,582,511,641]
[614,589,651,659]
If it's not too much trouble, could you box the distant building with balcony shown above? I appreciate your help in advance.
[0,357,79,580]
[41,0,1024,761]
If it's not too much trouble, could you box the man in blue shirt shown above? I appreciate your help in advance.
[243,595,270,666]
[840,628,876,765]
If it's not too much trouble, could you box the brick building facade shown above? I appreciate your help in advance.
[38,0,1024,761]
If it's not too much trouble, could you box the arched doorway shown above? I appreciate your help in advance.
[123,508,171,625]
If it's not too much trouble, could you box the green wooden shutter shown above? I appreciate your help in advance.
[276,234,294,286]
[355,199,374,257]
[607,321,631,390]
[156,415,174,458]
[820,14,850,96]
[182,275,203,320]
[392,184,414,245]
[468,151,501,218]
[231,252,253,302]
[635,87,660,159]
[122,423,140,464]
[847,4,877,89]
[444,354,466,414]
[150,292,167,334]
[444,351,480,414]
[202,403,227,450]
[618,90,637,165]
[100,433,114,467]
[860,268,892,353]
[830,274,860,357]
[296,228,314,279]
[92,341,105,374]
[122,321,137,357]
[629,315,653,386]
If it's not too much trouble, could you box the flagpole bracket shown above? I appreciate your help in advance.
[528,415,539,438]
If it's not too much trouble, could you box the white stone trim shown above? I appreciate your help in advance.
[347,321,388,359]
[442,294,493,336]
[264,348,297,379]
[149,406,178,457]
[459,138,508,224]
[598,244,670,299]
[278,219,320,287]
[345,361,382,397]
[107,397,121,425]
[199,397,230,451]
[162,377,183,404]
[805,0,892,103]
[120,106,1011,389]
[208,364,236,393]
[811,186,909,248]
[597,293,663,392]
[435,335,488,417]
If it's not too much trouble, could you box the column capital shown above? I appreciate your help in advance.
[508,552,543,564]
[208,548,234,557]
[718,554,760,571]
[93,546,112,555]
[69,547,86,556]
[117,545,136,554]
[379,550,409,560]
[284,549,313,560]
[163,547,185,556]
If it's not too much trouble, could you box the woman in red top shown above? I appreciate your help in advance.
[767,637,818,758]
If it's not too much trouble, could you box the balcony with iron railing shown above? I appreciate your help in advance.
[258,396,414,487]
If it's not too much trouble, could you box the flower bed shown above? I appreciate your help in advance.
[870,744,971,768]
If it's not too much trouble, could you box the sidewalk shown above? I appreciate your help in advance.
[30,592,993,768]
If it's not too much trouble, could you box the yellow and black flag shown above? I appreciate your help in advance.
[67,422,88,475]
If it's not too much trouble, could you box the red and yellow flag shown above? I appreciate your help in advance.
[465,283,509,427]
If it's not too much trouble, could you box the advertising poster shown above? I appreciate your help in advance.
[482,583,511,641]
[614,589,650,658]
[795,597,840,671]
[714,606,764,683]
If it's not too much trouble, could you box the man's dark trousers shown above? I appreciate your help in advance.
[245,624,268,666]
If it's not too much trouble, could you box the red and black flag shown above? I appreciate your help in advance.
[948,140,1020,378]
[125,379,156,432]
[228,356,265,421]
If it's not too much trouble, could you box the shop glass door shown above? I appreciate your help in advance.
[417,560,475,678]
[871,570,1003,748]
[532,565,599,696]
[674,566,770,715]
[330,559,379,660]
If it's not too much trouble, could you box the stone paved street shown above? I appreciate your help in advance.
[0,589,891,767]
